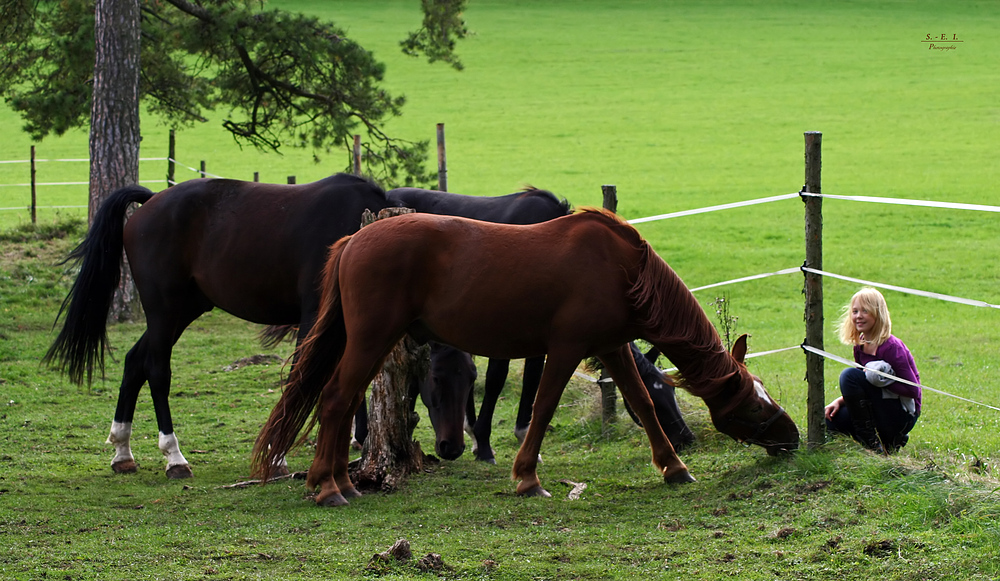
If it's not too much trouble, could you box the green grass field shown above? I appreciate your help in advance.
[2,1,999,579]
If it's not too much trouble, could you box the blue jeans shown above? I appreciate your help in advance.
[826,368,919,450]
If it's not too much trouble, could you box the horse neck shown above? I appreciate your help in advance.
[635,249,741,402]
[654,335,739,400]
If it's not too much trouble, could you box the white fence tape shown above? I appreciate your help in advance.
[168,158,226,179]
[800,192,1000,213]
[801,267,1000,310]
[0,179,165,188]
[689,267,801,293]
[627,193,800,224]
[801,344,1000,412]
[0,157,168,164]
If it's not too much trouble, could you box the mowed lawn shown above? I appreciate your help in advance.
[2,0,995,460]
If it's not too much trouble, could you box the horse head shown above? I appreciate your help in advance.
[707,335,799,456]
[418,343,477,460]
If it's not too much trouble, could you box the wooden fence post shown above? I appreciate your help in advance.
[437,123,447,192]
[803,131,825,450]
[600,185,619,426]
[353,135,362,176]
[167,129,175,187]
[199,160,206,178]
[30,146,37,224]
[287,176,296,185]
[253,172,259,183]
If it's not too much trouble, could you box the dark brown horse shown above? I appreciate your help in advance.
[44,174,395,478]
[252,210,799,506]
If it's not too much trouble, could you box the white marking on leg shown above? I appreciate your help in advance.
[464,417,479,453]
[158,431,189,470]
[107,421,134,466]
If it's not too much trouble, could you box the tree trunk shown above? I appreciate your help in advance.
[90,0,142,322]
[350,207,429,492]
[351,335,430,492]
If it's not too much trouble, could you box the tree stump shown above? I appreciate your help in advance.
[350,206,429,492]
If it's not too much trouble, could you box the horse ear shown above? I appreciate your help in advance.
[731,334,749,364]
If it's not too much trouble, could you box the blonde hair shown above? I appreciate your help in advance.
[838,287,892,346]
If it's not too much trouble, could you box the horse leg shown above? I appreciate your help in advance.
[511,351,581,497]
[333,390,366,500]
[309,343,391,507]
[516,355,544,441]
[473,358,510,463]
[107,335,152,474]
[307,366,355,506]
[599,345,694,484]
[464,388,478,444]
[145,307,206,479]
[351,394,369,449]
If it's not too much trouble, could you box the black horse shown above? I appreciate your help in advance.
[44,174,398,478]
[622,343,696,451]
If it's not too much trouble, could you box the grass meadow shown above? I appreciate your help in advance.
[2,1,999,579]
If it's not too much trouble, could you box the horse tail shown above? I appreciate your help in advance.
[42,185,155,385]
[252,235,353,480]
[259,324,298,349]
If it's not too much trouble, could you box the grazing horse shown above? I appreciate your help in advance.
[411,343,479,460]
[372,187,572,462]
[44,174,395,478]
[252,210,799,506]
[623,343,696,451]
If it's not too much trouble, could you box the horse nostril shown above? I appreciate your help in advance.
[767,444,798,457]
[437,440,465,461]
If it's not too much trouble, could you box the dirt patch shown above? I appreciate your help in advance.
[223,354,284,372]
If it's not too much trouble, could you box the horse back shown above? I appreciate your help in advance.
[387,187,570,225]
[339,211,643,358]
[122,174,390,323]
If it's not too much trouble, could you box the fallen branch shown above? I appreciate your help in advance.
[218,471,307,489]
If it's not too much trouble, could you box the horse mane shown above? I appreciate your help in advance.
[577,208,741,400]
[515,186,573,215]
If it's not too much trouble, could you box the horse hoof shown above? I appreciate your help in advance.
[111,460,138,474]
[476,455,497,465]
[517,485,552,498]
[663,469,696,484]
[166,464,194,479]
[317,492,350,507]
[341,487,363,499]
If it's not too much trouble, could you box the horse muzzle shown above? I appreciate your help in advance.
[435,438,465,461]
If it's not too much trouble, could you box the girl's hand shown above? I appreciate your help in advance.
[824,396,843,421]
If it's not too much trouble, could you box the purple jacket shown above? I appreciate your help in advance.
[854,335,921,414]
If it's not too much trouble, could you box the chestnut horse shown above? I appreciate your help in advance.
[252,210,799,506]
[357,186,573,461]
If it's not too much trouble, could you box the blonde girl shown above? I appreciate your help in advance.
[824,288,921,453]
